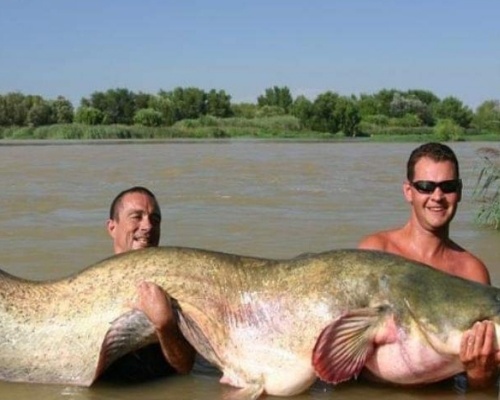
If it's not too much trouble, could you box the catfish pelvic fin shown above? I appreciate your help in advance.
[312,306,392,385]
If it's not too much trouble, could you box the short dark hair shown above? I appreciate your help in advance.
[109,186,160,220]
[406,142,460,181]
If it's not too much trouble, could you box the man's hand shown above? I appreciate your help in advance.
[460,321,500,388]
[133,281,195,374]
[134,281,175,331]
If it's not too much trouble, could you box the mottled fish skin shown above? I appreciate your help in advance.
[1,247,500,398]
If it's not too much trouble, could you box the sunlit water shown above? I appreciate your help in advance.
[0,140,499,399]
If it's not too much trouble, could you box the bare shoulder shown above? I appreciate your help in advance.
[462,253,490,285]
[447,243,491,285]
[358,229,396,251]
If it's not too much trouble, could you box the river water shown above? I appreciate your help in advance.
[0,140,499,399]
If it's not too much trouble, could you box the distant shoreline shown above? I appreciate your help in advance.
[0,135,498,147]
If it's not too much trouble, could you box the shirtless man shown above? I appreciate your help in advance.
[358,142,500,389]
[104,186,195,380]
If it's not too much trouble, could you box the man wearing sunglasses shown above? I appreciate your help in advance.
[358,142,500,389]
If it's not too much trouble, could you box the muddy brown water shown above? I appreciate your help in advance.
[0,140,498,399]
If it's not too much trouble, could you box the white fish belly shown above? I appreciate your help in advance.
[220,325,317,396]
[365,333,463,385]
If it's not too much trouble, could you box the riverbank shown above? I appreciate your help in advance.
[1,117,499,142]
[1,134,499,145]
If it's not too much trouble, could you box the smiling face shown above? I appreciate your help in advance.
[403,157,462,233]
[106,191,161,254]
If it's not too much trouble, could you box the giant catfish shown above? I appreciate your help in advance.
[1,247,500,399]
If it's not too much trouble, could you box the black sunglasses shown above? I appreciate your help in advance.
[410,179,462,194]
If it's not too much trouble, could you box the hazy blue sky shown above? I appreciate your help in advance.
[1,1,498,109]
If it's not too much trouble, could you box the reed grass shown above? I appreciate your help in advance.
[473,147,500,230]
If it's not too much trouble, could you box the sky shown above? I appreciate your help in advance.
[0,0,498,109]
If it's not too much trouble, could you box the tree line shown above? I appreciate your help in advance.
[0,86,499,137]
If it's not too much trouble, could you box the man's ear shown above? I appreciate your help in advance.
[403,180,413,203]
[106,219,116,238]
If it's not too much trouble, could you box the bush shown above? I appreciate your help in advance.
[74,106,104,125]
[255,105,286,118]
[362,125,434,136]
[199,115,219,127]
[434,119,464,141]
[388,114,422,127]
[10,126,35,139]
[363,114,390,126]
[133,108,164,127]
[231,103,258,118]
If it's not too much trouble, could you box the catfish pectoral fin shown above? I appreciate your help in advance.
[94,309,157,380]
[312,306,393,385]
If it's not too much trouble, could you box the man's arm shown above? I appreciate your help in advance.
[134,281,196,374]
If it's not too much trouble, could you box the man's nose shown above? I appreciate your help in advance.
[431,187,445,199]
[139,216,153,230]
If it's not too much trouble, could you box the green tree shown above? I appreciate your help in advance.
[0,92,31,126]
[373,89,401,116]
[52,96,74,124]
[406,89,440,106]
[206,89,232,118]
[0,95,7,125]
[291,95,314,128]
[27,100,54,126]
[473,100,500,133]
[135,92,154,110]
[79,97,91,108]
[257,86,293,112]
[83,88,137,124]
[169,87,207,120]
[389,93,433,126]
[433,96,473,128]
[151,92,176,126]
[335,97,361,137]
[357,94,380,118]
[310,91,341,134]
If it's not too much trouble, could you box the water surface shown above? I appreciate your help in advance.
[1,140,498,399]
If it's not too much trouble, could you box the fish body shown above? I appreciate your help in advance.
[1,247,499,398]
